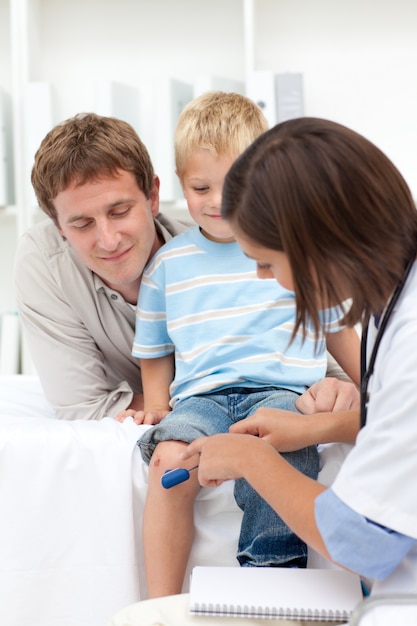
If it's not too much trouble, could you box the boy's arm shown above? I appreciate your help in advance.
[142,354,174,413]
[326,327,361,387]
[117,354,174,424]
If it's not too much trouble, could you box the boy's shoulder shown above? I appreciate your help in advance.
[149,226,248,275]
[156,225,200,255]
[146,226,201,273]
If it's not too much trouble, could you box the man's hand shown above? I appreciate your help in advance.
[296,378,360,415]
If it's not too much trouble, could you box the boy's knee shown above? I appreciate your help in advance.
[150,440,188,474]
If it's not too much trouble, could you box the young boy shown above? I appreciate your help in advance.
[117,92,360,598]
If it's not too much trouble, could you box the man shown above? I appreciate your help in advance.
[14,113,359,421]
[14,113,190,420]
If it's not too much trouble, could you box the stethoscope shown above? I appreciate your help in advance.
[359,257,415,428]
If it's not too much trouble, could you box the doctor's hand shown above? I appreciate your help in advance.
[229,409,316,453]
[296,377,360,415]
[230,393,360,450]
[182,433,270,488]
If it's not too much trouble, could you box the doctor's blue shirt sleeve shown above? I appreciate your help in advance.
[315,488,416,580]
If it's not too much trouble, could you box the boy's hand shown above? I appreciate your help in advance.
[116,407,170,425]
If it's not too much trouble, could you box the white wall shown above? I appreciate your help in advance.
[0,1,11,87]
[34,0,245,121]
[0,215,17,312]
[255,0,417,198]
[26,0,417,197]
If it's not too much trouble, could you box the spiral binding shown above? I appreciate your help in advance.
[190,602,351,621]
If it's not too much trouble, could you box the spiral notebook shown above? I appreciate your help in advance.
[189,566,363,621]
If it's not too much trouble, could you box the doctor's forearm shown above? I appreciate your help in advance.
[307,409,360,445]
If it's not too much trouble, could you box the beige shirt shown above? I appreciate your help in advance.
[14,215,190,420]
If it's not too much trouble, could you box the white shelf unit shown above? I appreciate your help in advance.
[1,0,417,322]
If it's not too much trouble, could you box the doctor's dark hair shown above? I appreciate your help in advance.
[221,117,417,338]
[31,113,155,226]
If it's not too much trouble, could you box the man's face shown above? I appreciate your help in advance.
[54,170,160,303]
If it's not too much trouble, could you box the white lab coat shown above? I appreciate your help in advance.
[332,262,417,593]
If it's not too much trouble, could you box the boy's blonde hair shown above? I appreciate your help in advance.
[174,91,268,178]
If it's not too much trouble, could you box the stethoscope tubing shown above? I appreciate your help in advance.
[359,257,415,428]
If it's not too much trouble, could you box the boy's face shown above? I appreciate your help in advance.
[179,148,235,243]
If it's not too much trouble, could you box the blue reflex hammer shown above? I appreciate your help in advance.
[161,465,199,489]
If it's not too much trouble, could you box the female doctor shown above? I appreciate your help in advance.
[107,118,417,625]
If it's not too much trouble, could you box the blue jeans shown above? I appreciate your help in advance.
[138,387,319,568]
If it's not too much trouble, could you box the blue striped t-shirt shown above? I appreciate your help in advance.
[133,227,344,406]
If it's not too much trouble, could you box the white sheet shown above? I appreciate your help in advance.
[0,375,349,626]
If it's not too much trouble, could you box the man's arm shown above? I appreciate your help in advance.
[14,228,140,420]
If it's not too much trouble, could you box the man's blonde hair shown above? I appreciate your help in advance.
[174,91,268,178]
